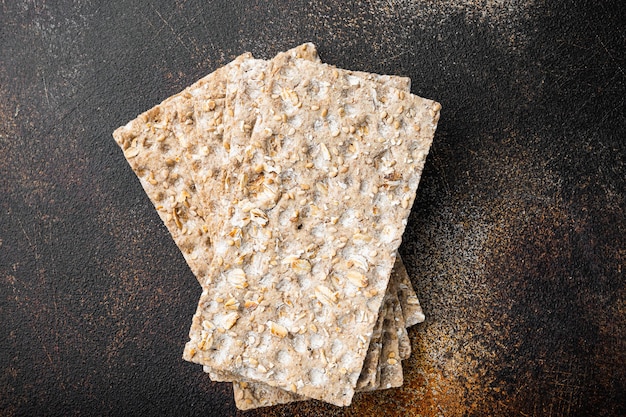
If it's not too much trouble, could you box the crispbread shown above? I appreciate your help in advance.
[183,51,440,405]
[397,300,412,361]
[369,287,404,391]
[232,380,304,410]
[395,255,426,327]
[114,52,263,292]
[181,42,418,390]
[362,266,406,391]
[179,46,319,290]
[223,52,425,410]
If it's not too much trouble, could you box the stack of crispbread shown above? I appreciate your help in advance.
[113,43,439,410]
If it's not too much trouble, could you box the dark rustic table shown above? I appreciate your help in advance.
[1,1,624,416]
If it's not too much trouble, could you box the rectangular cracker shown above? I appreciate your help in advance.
[221,48,424,408]
[188,45,330,387]
[113,81,223,283]
[114,52,280,293]
[185,69,436,406]
[371,278,404,391]
[167,45,321,290]
[186,44,419,391]
[183,52,440,406]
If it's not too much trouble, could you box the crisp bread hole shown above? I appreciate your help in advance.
[258,334,272,353]
[281,135,295,153]
[318,81,330,98]
[345,75,361,86]
[288,114,303,128]
[297,275,311,291]
[277,349,292,365]
[359,180,370,194]
[213,337,233,365]
[311,224,326,238]
[327,116,339,134]
[309,368,326,386]
[380,224,396,245]
[293,334,307,354]
[378,121,392,138]
[280,65,297,80]
[273,370,287,384]
[276,278,293,293]
[246,83,262,100]
[310,333,324,349]
[344,104,357,116]
[308,79,318,95]
[340,352,356,369]
[278,208,294,226]
[259,274,274,289]
[331,340,343,356]
[339,209,358,229]
[310,260,326,278]
[282,101,298,117]
[367,297,379,312]
[279,169,297,189]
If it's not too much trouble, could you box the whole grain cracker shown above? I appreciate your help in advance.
[397,300,412,361]
[188,45,337,390]
[183,52,440,406]
[395,255,426,327]
[198,45,421,403]
[222,96,426,409]
[369,285,404,391]
[179,46,317,289]
[358,266,406,392]
[113,52,263,292]
[220,48,424,408]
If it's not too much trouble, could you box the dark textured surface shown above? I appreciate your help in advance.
[1,1,624,416]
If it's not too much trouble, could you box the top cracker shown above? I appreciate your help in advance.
[184,51,440,406]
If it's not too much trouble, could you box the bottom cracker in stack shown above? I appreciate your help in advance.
[112,42,439,409]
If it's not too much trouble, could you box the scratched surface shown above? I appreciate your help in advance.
[0,1,624,416]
